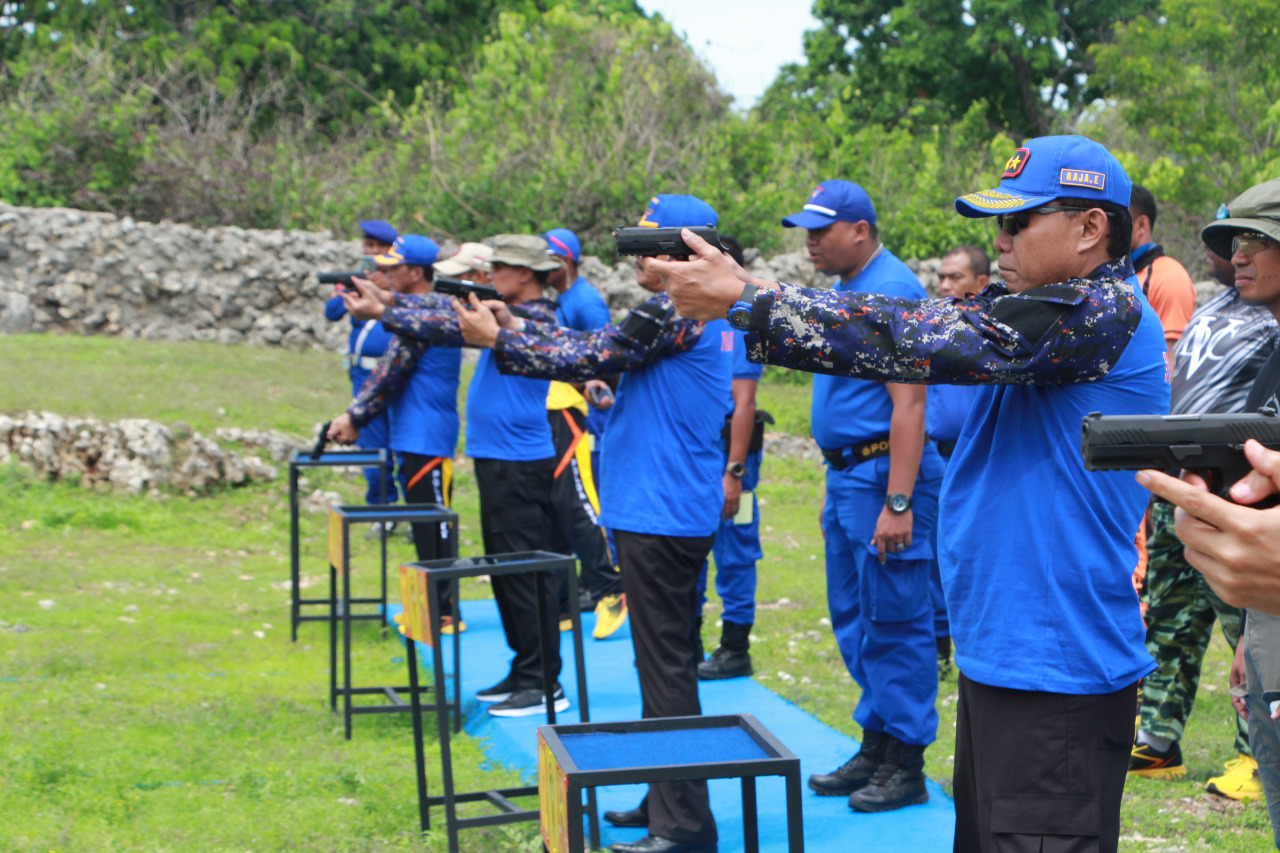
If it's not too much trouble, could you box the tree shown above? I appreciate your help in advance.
[1090,0,1280,216]
[763,0,1155,138]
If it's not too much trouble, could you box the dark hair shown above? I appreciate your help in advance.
[944,245,990,277]
[1129,184,1158,229]
[533,268,552,286]
[406,264,434,283]
[867,222,879,240]
[720,234,746,268]
[1057,198,1133,260]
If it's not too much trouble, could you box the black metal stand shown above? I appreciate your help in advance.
[328,502,459,740]
[400,551,594,853]
[288,448,391,641]
[538,714,804,853]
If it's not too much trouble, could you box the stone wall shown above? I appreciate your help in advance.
[0,202,1223,348]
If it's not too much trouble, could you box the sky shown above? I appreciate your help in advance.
[638,0,821,110]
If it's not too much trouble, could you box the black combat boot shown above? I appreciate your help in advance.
[697,621,753,680]
[807,729,888,795]
[847,737,928,812]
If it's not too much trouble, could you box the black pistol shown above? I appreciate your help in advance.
[613,225,724,260]
[434,275,501,305]
[1081,410,1280,504]
[311,421,331,461]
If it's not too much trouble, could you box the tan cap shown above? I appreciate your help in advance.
[488,234,563,272]
[1202,178,1280,260]
[433,242,493,276]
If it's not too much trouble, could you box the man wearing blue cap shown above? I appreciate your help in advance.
[455,195,732,853]
[542,228,627,635]
[763,179,945,813]
[657,136,1171,852]
[325,219,401,507]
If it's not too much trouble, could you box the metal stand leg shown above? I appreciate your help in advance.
[786,769,805,852]
[430,588,460,853]
[343,533,353,740]
[535,571,555,725]
[742,776,759,853]
[451,578,462,734]
[290,465,300,642]
[406,640,431,833]
[565,564,597,845]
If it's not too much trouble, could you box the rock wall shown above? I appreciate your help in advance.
[0,411,280,495]
[0,202,1224,348]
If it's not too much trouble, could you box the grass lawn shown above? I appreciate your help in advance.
[0,334,1274,851]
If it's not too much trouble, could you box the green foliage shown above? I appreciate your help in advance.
[764,0,1156,138]
[1091,0,1280,214]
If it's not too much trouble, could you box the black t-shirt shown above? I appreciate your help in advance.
[1246,346,1280,413]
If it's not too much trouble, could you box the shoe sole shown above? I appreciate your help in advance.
[808,781,866,796]
[1205,782,1262,801]
[476,692,512,703]
[487,697,571,718]
[1128,765,1187,779]
[592,612,628,640]
[849,792,929,813]
[697,666,754,681]
[602,816,647,829]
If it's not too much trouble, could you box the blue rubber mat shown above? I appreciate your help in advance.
[386,599,954,851]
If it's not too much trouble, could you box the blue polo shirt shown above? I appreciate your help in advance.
[387,346,462,458]
[466,350,554,461]
[811,250,928,450]
[556,276,612,330]
[925,384,981,445]
[941,294,1169,694]
[599,320,734,537]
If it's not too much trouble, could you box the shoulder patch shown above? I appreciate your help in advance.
[989,285,1083,346]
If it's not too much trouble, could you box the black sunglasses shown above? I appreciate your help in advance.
[995,205,1080,237]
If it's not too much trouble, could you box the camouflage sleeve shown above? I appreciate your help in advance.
[493,294,705,381]
[745,267,1143,386]
[346,336,422,427]
[380,306,466,348]
[394,292,451,311]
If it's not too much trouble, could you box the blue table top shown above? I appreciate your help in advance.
[560,727,769,771]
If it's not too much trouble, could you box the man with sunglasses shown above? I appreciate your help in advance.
[654,135,1171,853]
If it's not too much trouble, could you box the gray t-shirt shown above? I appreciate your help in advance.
[1171,286,1280,415]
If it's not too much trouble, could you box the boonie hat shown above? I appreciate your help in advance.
[782,180,876,229]
[373,234,439,267]
[488,235,563,272]
[1201,178,1280,260]
[544,228,582,263]
[637,195,719,229]
[955,135,1132,218]
[434,242,493,276]
[358,219,398,245]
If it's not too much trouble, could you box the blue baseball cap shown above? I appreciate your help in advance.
[373,234,439,267]
[782,180,876,229]
[544,228,581,263]
[357,219,398,245]
[637,194,718,228]
[956,135,1132,218]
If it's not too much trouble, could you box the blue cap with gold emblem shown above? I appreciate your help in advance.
[637,194,719,229]
[955,135,1132,218]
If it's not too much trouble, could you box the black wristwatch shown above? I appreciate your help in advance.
[725,461,747,479]
[727,283,759,330]
[885,493,912,514]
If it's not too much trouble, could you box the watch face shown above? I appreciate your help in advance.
[728,306,752,330]
[888,494,910,513]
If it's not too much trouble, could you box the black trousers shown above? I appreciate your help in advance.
[399,452,455,616]
[474,456,561,690]
[952,673,1137,853]
[615,529,717,845]
[547,407,621,600]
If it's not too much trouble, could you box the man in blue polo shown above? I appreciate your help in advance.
[327,235,464,625]
[775,181,944,814]
[542,228,627,635]
[324,218,400,506]
[454,195,732,853]
[657,135,1170,852]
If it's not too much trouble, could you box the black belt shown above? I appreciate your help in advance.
[822,435,932,471]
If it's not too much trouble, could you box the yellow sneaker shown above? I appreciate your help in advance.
[439,616,467,635]
[559,614,573,632]
[1206,755,1263,801]
[592,594,628,640]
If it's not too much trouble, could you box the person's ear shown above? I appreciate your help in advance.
[1077,209,1109,254]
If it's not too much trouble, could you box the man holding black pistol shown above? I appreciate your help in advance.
[656,136,1170,853]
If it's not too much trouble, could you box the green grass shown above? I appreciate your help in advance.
[0,333,1274,851]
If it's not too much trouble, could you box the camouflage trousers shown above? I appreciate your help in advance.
[1139,500,1249,755]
